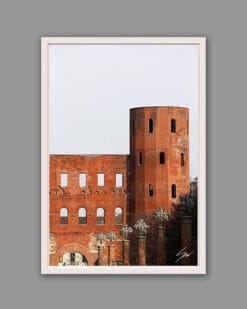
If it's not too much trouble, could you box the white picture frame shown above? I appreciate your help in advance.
[41,36,206,275]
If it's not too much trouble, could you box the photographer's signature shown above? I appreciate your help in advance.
[175,247,193,263]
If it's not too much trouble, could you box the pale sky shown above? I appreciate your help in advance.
[49,44,198,177]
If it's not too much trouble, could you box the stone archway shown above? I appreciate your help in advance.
[51,243,96,266]
[60,252,88,266]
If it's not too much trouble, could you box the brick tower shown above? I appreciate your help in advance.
[129,106,190,220]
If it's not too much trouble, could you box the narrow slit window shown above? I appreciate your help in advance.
[78,208,87,224]
[171,119,176,133]
[149,118,153,133]
[97,173,104,186]
[181,153,185,166]
[172,184,176,198]
[133,119,135,135]
[149,184,154,197]
[60,173,68,187]
[116,173,123,187]
[138,152,143,165]
[79,173,86,187]
[160,152,165,164]
[60,208,68,224]
[97,207,105,224]
[115,207,123,225]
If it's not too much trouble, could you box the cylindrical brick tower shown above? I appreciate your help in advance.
[129,106,190,220]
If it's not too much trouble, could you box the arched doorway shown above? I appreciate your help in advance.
[51,243,96,266]
[58,251,88,266]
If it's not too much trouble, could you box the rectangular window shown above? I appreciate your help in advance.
[160,152,165,164]
[79,173,86,187]
[97,173,104,186]
[181,153,185,167]
[116,173,123,187]
[149,119,153,133]
[60,173,68,187]
[149,184,154,197]
[171,119,176,133]
[138,152,143,165]
[172,184,176,198]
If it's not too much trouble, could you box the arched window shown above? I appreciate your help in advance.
[97,207,105,224]
[149,118,153,133]
[115,207,123,225]
[181,153,185,166]
[171,184,176,198]
[60,208,68,224]
[138,152,143,165]
[78,208,87,224]
[160,152,165,164]
[171,119,176,133]
[149,184,154,197]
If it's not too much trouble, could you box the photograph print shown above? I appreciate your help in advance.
[41,37,206,274]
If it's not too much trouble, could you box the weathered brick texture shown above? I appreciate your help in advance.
[129,106,190,221]
[49,106,190,266]
[50,155,129,265]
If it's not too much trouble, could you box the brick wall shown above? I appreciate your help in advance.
[49,154,129,265]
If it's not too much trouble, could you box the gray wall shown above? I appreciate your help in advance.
[0,0,245,308]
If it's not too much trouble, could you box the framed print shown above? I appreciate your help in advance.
[41,37,206,274]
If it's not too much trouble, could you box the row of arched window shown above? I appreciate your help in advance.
[133,118,177,134]
[59,207,123,225]
[138,152,185,166]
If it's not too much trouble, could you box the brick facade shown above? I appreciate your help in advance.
[49,106,190,266]
[129,106,190,220]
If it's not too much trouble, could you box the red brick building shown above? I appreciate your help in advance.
[49,106,190,266]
